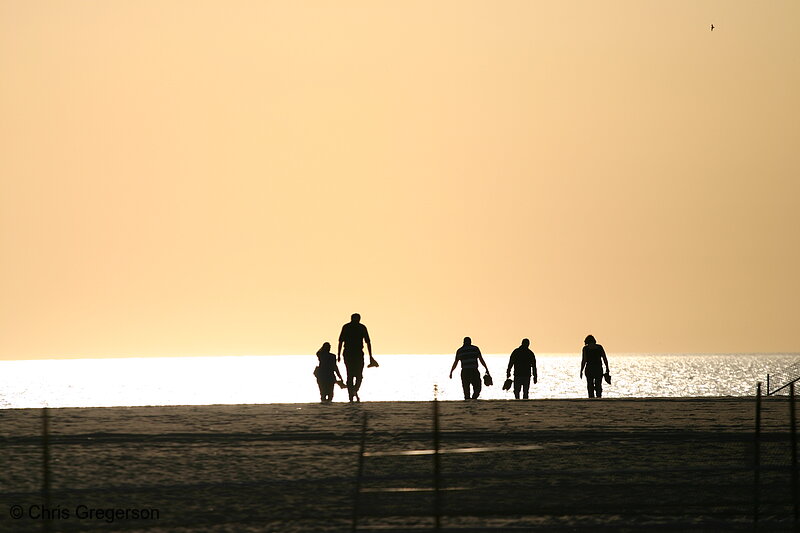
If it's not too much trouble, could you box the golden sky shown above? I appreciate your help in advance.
[2,1,798,359]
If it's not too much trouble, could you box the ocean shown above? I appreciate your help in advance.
[1,353,796,409]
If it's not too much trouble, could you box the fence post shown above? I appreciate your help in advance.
[754,382,761,527]
[791,382,798,523]
[352,412,368,533]
[433,385,441,531]
[42,407,52,533]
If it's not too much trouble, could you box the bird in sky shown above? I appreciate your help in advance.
[711,24,715,31]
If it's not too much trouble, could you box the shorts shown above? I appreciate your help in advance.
[343,349,364,376]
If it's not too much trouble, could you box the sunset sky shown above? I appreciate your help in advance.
[2,1,798,359]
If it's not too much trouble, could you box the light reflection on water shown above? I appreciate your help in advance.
[0,353,796,408]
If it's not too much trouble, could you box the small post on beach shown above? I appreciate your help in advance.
[42,407,52,533]
[754,382,761,526]
[433,384,442,532]
[767,374,770,396]
[791,382,798,523]
[352,412,368,533]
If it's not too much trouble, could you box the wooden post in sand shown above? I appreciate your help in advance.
[433,385,442,531]
[754,382,761,526]
[42,407,52,533]
[791,382,798,523]
[352,412,367,533]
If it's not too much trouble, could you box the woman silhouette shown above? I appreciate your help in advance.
[579,335,610,398]
[315,342,343,403]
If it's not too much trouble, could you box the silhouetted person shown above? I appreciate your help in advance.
[449,337,490,400]
[337,313,378,402]
[315,342,343,403]
[506,338,538,399]
[580,334,609,398]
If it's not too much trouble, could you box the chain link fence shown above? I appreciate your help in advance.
[2,395,798,532]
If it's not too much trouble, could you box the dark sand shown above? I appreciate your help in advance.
[1,397,797,532]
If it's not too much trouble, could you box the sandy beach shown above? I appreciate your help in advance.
[1,397,797,532]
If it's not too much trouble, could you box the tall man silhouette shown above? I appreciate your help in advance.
[337,313,378,402]
[506,338,538,399]
[449,337,490,400]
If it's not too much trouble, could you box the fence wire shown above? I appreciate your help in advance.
[768,359,800,395]
[2,397,799,532]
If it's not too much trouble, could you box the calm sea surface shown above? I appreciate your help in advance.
[1,353,797,409]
